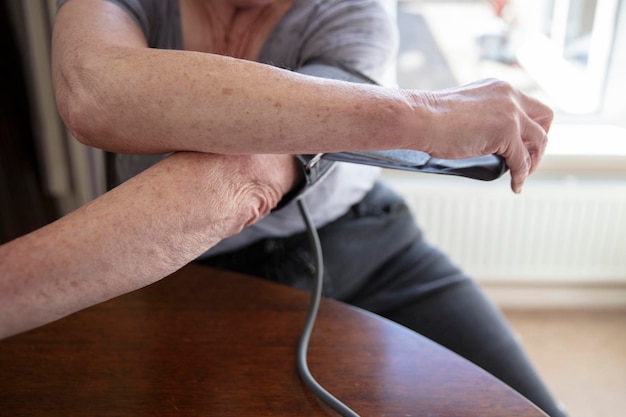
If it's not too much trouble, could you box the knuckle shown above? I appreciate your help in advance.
[489,78,514,92]
[545,107,555,125]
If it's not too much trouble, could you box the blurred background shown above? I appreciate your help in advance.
[389,0,626,302]
[1,1,625,416]
[387,2,626,416]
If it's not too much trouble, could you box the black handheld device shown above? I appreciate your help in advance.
[321,149,508,181]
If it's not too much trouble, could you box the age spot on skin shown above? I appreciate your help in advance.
[222,87,234,96]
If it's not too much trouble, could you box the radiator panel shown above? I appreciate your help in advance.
[385,175,626,284]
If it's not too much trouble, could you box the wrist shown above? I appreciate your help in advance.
[396,89,439,155]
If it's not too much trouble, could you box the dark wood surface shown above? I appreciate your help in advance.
[0,264,547,416]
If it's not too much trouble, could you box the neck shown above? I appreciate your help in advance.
[179,0,293,60]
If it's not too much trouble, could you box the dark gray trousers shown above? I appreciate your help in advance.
[199,181,565,417]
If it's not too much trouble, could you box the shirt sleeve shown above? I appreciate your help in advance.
[296,0,399,86]
[57,0,150,38]
[56,0,181,50]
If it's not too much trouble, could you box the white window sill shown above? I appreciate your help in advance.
[539,124,626,175]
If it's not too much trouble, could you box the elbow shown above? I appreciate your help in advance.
[238,155,299,228]
[226,177,286,232]
[54,64,110,149]
[244,190,277,228]
[56,91,91,147]
[232,185,277,232]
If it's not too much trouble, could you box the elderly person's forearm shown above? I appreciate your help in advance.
[0,152,298,340]
[52,0,551,194]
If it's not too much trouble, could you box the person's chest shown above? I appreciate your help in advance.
[178,0,294,61]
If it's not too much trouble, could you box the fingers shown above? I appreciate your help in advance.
[480,82,551,194]
[507,102,550,193]
[521,115,549,175]
[517,91,554,134]
[506,139,530,194]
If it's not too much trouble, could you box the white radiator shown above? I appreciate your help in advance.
[383,173,626,308]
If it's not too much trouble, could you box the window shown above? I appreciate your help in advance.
[396,0,626,165]
[514,0,620,115]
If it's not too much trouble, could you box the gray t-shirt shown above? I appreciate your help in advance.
[57,0,398,256]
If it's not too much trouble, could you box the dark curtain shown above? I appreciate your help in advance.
[0,0,58,244]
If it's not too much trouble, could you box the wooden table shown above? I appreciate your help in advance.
[0,264,547,416]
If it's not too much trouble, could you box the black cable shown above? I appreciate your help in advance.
[296,198,360,417]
